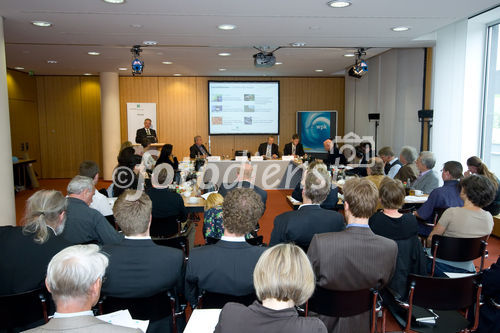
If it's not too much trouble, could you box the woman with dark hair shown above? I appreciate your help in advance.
[157,144,179,171]
[465,156,500,215]
[427,174,496,276]
[112,146,139,197]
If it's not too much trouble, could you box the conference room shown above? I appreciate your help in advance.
[1,0,500,332]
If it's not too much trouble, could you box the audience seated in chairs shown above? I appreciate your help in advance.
[394,146,419,184]
[426,174,496,277]
[185,188,266,307]
[270,162,344,251]
[291,160,339,210]
[378,146,402,179]
[218,163,267,209]
[307,178,397,333]
[24,244,140,333]
[61,176,123,245]
[415,161,464,236]
[215,244,327,333]
[113,146,140,198]
[369,178,427,297]
[146,165,188,237]
[465,156,500,216]
[477,256,500,333]
[79,160,113,218]
[0,190,69,298]
[411,151,441,194]
[102,190,184,333]
[203,193,224,240]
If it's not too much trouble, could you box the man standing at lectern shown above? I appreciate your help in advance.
[135,118,157,145]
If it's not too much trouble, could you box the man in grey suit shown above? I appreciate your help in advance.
[412,151,441,194]
[307,178,397,333]
[24,244,140,333]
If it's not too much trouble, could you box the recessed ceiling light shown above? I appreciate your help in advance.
[218,52,231,56]
[173,74,182,76]
[315,69,324,72]
[31,21,53,27]
[14,67,24,70]
[391,26,410,32]
[275,62,283,65]
[327,0,352,8]
[219,68,227,71]
[218,24,236,30]
[162,61,173,65]
[47,60,58,64]
[87,51,100,56]
[118,67,128,71]
[143,40,158,45]
[290,42,306,47]
[344,53,355,57]
[83,73,92,76]
[103,0,125,4]
[130,24,143,28]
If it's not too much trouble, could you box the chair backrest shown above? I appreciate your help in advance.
[100,292,174,321]
[433,207,447,223]
[0,288,49,329]
[153,235,189,259]
[307,285,377,317]
[150,216,181,238]
[431,235,487,262]
[197,291,256,309]
[407,273,481,310]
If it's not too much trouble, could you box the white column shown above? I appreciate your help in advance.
[0,18,16,226]
[100,72,121,180]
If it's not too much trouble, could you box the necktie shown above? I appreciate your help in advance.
[146,128,150,135]
[266,145,272,157]
[292,144,296,155]
[199,145,207,156]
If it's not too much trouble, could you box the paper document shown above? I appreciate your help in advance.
[444,272,475,278]
[96,310,149,332]
[184,309,222,333]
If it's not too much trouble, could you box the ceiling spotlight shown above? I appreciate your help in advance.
[275,62,283,65]
[218,24,236,30]
[162,61,173,65]
[391,26,410,32]
[315,69,324,72]
[143,40,158,45]
[47,60,58,64]
[103,0,125,3]
[218,68,227,71]
[327,0,352,8]
[218,52,231,56]
[14,67,24,70]
[344,53,355,57]
[290,42,306,47]
[173,74,182,76]
[87,51,100,56]
[31,21,53,27]
[83,73,92,76]
[118,67,128,71]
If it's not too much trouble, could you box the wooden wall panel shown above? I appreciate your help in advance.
[7,70,41,176]
[80,77,102,167]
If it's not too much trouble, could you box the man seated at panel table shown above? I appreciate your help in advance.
[190,135,211,159]
[135,118,158,145]
[283,134,305,157]
[411,151,441,194]
[24,245,141,333]
[378,146,403,179]
[270,164,344,251]
[394,146,419,184]
[258,136,280,159]
[185,188,266,307]
[323,138,347,166]
[414,161,464,236]
[61,176,123,245]
[102,190,184,333]
[218,163,267,209]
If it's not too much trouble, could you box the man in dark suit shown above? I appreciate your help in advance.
[307,178,397,333]
[102,190,184,333]
[25,245,140,333]
[323,138,347,165]
[283,133,305,156]
[189,135,211,158]
[135,118,158,145]
[61,176,123,245]
[185,188,266,306]
[270,165,344,251]
[258,136,280,159]
[218,163,267,209]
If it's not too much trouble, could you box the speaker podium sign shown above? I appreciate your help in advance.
[127,103,157,144]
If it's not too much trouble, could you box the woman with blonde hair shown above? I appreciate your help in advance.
[215,243,327,333]
[465,156,500,215]
[203,193,224,240]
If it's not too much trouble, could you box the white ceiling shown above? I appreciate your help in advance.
[1,0,498,76]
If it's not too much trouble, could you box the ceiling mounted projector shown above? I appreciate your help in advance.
[130,45,144,76]
[252,46,280,68]
[348,48,368,79]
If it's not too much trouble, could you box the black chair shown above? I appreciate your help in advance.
[0,288,49,331]
[429,235,488,276]
[305,285,382,333]
[150,216,182,238]
[394,273,482,333]
[153,236,189,261]
[196,290,256,309]
[416,208,447,242]
[99,291,181,333]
